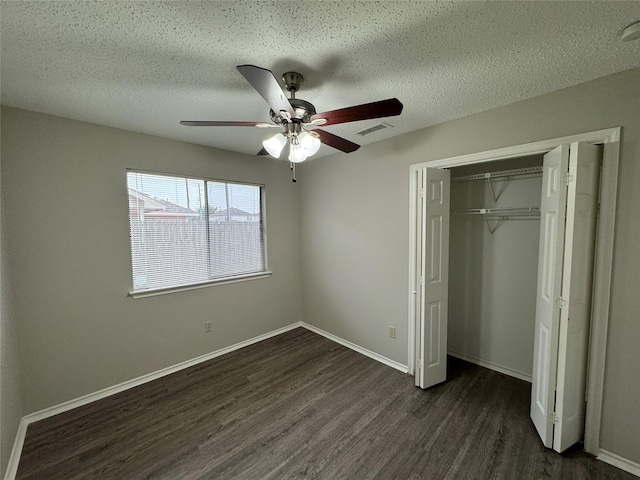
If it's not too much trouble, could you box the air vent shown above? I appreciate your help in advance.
[355,122,393,137]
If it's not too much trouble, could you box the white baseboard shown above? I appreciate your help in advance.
[448,349,532,383]
[301,322,408,373]
[3,322,302,480]
[598,450,640,478]
[24,322,302,424]
[3,418,28,480]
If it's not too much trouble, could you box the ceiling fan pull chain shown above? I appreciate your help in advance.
[291,162,297,183]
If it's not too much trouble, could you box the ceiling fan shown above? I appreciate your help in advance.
[180,65,403,181]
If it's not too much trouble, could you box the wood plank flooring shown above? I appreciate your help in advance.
[16,328,635,479]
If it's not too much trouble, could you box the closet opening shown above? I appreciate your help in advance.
[407,128,620,457]
[448,155,544,384]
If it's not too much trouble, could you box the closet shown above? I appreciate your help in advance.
[448,156,544,382]
[410,139,605,454]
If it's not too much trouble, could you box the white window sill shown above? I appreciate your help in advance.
[128,271,273,299]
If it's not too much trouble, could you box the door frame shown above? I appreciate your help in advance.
[407,127,620,455]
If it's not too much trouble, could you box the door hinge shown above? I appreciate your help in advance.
[420,188,426,198]
[416,359,422,370]
[419,276,424,285]
[563,173,574,185]
[551,412,560,425]
[555,297,567,309]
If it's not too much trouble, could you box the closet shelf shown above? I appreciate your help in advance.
[455,207,540,234]
[452,166,542,202]
[452,166,542,182]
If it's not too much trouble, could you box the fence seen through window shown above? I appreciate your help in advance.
[127,171,266,292]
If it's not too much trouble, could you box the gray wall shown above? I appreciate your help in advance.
[448,159,542,379]
[300,68,640,463]
[1,163,24,478]
[1,107,302,414]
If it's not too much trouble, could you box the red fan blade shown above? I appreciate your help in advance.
[237,65,295,118]
[314,129,360,153]
[311,98,403,126]
[180,121,269,127]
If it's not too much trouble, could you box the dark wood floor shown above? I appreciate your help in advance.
[17,328,635,479]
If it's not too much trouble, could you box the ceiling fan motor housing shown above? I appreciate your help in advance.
[270,98,317,124]
[268,71,316,124]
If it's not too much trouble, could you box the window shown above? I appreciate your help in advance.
[127,171,268,296]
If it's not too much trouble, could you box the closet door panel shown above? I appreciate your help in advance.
[416,167,450,389]
[553,142,601,453]
[530,144,569,448]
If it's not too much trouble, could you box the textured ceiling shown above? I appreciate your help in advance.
[2,1,640,159]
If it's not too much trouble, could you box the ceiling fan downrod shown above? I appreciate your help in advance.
[282,71,303,99]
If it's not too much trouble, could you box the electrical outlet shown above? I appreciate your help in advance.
[204,322,212,333]
[388,326,396,339]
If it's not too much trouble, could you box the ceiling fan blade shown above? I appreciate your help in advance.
[256,147,269,156]
[237,65,296,118]
[314,129,360,153]
[311,98,403,126]
[180,120,270,127]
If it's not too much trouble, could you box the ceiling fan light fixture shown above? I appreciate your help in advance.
[263,133,287,158]
[288,142,308,163]
[298,131,321,156]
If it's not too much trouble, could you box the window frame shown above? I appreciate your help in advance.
[126,169,271,299]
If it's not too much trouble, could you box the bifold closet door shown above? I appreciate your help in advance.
[552,142,600,452]
[415,167,450,389]
[530,142,601,453]
[531,144,569,448]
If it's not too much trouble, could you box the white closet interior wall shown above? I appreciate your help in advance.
[448,155,544,381]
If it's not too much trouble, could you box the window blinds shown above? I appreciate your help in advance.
[127,171,265,292]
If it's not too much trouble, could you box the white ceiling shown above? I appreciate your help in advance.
[2,1,640,159]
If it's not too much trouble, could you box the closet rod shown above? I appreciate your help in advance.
[452,166,542,182]
[454,207,540,216]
